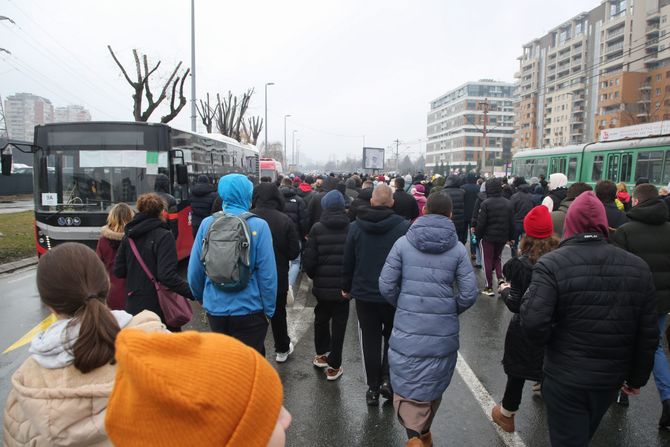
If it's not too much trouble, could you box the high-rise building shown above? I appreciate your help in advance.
[515,0,670,150]
[54,105,91,123]
[5,93,54,142]
[426,80,515,173]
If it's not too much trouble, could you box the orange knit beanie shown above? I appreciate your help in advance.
[105,330,283,447]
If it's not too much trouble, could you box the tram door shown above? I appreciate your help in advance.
[607,153,633,184]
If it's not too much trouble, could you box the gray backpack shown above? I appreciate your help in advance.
[200,212,254,291]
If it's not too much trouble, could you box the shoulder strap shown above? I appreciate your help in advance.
[240,212,256,220]
[128,238,158,286]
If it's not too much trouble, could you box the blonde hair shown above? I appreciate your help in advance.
[616,182,628,193]
[107,203,134,233]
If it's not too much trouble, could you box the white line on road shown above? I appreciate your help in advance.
[456,352,528,447]
[5,271,35,284]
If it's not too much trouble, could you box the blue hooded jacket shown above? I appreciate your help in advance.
[188,174,278,317]
[379,213,478,401]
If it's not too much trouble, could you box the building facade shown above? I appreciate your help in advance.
[5,93,54,142]
[515,0,670,150]
[54,105,91,123]
[426,80,515,173]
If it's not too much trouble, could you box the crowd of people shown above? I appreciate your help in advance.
[3,168,670,447]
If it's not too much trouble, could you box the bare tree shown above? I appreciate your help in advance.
[107,45,190,123]
[215,89,255,140]
[196,93,217,133]
[244,116,263,145]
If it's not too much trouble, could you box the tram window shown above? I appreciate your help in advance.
[592,155,604,181]
[636,151,664,183]
[550,157,566,174]
[621,154,632,183]
[535,158,548,177]
[662,152,670,185]
[607,155,619,182]
[567,157,577,181]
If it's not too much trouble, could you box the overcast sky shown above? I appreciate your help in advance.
[2,0,591,163]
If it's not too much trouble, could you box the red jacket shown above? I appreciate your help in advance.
[96,226,127,310]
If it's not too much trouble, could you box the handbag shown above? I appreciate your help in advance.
[128,238,193,328]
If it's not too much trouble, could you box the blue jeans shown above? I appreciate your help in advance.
[288,253,301,288]
[654,314,670,401]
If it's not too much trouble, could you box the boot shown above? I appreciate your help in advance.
[405,437,423,447]
[659,399,670,430]
[420,431,433,447]
[491,404,515,433]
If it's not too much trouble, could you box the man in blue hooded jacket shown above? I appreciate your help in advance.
[188,174,278,356]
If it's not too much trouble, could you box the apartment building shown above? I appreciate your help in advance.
[426,80,515,173]
[5,93,54,142]
[515,0,670,150]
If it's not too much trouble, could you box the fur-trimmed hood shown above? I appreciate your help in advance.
[100,226,124,241]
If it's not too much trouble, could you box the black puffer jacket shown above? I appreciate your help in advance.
[546,188,567,212]
[520,233,657,389]
[348,187,373,222]
[342,206,410,303]
[189,182,218,237]
[251,184,300,289]
[303,208,350,301]
[462,175,480,224]
[114,213,193,326]
[509,184,534,226]
[280,186,309,237]
[500,256,543,381]
[440,176,466,244]
[612,198,670,314]
[392,189,420,221]
[475,179,514,243]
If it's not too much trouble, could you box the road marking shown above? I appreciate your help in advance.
[2,314,56,354]
[6,272,35,284]
[456,352,528,447]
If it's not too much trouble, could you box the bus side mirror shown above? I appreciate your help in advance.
[1,153,12,176]
[176,164,188,185]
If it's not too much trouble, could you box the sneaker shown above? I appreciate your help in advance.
[287,286,295,306]
[482,288,495,297]
[491,404,515,433]
[615,390,629,407]
[660,399,670,430]
[325,366,343,381]
[313,354,329,368]
[379,379,393,400]
[275,342,294,363]
[366,387,380,406]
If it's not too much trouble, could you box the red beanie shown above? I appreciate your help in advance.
[524,205,553,238]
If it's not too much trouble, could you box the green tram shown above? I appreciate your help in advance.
[511,136,670,189]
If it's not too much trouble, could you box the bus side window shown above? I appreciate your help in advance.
[621,154,632,183]
[592,155,604,181]
[567,157,577,181]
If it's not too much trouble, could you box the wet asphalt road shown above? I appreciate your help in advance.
[1,253,670,446]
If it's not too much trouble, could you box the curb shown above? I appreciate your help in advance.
[0,256,38,275]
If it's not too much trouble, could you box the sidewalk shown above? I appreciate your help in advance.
[0,256,38,275]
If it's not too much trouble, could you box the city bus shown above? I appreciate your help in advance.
[511,135,670,189]
[259,157,283,182]
[1,121,259,260]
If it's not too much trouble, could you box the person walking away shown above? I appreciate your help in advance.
[611,184,670,425]
[550,182,592,238]
[114,193,193,331]
[3,243,165,446]
[475,178,515,296]
[96,203,133,310]
[392,177,420,220]
[349,181,374,221]
[345,177,360,201]
[105,330,292,447]
[508,179,534,257]
[251,183,301,362]
[308,176,339,228]
[411,184,427,216]
[462,173,480,262]
[342,184,410,405]
[541,173,568,212]
[379,193,478,447]
[595,180,628,232]
[440,175,467,244]
[297,176,315,207]
[529,177,544,206]
[616,182,633,212]
[303,190,351,380]
[491,205,559,433]
[520,191,658,446]
[188,174,278,356]
[189,175,218,238]
[280,177,309,302]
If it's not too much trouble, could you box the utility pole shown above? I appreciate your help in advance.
[0,95,8,138]
[393,139,400,172]
[481,98,489,175]
[190,0,196,132]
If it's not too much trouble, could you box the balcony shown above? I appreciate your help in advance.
[606,27,626,42]
[604,41,625,54]
[640,84,652,91]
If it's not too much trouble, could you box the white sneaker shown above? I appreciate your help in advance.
[287,286,295,306]
[276,342,294,363]
[326,366,343,381]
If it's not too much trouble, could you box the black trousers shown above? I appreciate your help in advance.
[502,375,525,412]
[542,376,618,447]
[271,281,291,353]
[207,313,269,357]
[356,300,395,389]
[314,299,350,369]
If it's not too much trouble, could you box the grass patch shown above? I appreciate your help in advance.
[0,211,35,263]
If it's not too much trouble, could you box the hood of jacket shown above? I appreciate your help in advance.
[154,174,170,194]
[320,209,350,230]
[358,187,373,201]
[516,183,532,194]
[100,225,124,241]
[190,182,215,197]
[252,183,284,211]
[445,175,462,188]
[124,212,168,239]
[563,191,609,239]
[357,206,404,234]
[485,178,502,197]
[323,176,339,193]
[279,186,297,199]
[628,197,670,225]
[406,214,458,254]
[345,178,357,189]
[548,173,568,191]
[218,174,253,214]
[298,183,313,193]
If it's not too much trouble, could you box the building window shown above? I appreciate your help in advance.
[658,74,663,81]
[657,88,662,96]
[616,78,620,85]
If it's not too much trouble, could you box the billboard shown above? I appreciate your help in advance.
[363,147,385,170]
[600,121,670,142]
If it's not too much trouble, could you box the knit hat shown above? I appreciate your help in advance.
[530,177,539,185]
[293,176,301,184]
[105,330,283,447]
[413,184,425,195]
[376,175,385,182]
[321,189,345,211]
[563,191,609,240]
[523,205,553,238]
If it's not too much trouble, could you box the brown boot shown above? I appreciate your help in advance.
[406,437,423,447]
[491,404,515,433]
[420,431,433,447]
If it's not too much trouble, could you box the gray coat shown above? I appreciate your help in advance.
[379,214,478,401]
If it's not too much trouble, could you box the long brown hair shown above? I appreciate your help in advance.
[36,243,120,373]
[106,203,134,233]
[519,235,560,264]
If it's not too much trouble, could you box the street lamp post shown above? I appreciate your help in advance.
[264,82,275,156]
[283,114,291,168]
[292,130,298,166]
